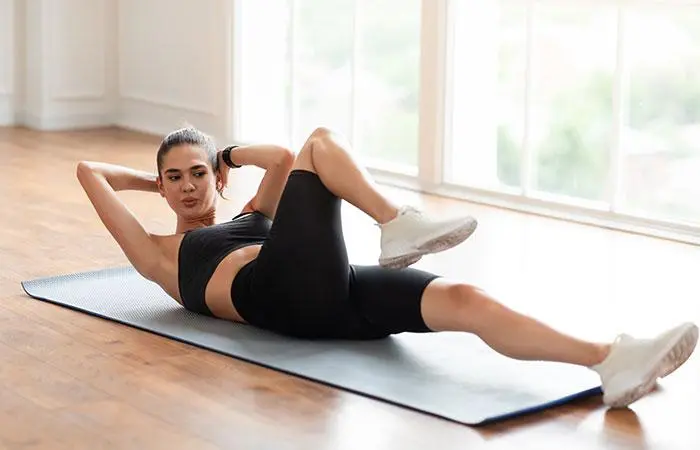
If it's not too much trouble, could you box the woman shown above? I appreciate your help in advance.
[77,126,698,409]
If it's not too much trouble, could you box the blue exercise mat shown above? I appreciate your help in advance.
[21,266,602,425]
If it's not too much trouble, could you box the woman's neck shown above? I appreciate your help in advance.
[176,208,217,234]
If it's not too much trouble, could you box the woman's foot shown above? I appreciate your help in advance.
[377,206,478,269]
[590,322,698,408]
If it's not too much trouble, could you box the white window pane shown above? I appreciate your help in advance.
[355,0,421,168]
[238,0,292,145]
[621,5,700,225]
[495,1,527,190]
[294,0,354,147]
[447,0,525,190]
[530,3,617,202]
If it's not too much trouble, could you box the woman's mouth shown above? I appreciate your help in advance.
[183,198,198,208]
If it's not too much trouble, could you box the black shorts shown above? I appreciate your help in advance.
[231,170,440,339]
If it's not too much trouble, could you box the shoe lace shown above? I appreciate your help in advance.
[400,205,422,217]
[375,205,422,228]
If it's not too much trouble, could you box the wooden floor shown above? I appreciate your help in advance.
[1,127,699,449]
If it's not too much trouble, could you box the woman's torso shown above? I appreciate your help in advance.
[149,212,271,322]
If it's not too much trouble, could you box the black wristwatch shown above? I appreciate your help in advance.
[221,145,242,168]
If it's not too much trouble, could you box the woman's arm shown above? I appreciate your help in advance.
[76,161,165,281]
[77,161,159,193]
[223,145,295,219]
[225,144,294,170]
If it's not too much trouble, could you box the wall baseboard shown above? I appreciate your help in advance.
[116,97,227,143]
[1,96,225,140]
[0,96,13,125]
[17,110,114,130]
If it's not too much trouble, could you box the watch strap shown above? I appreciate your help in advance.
[221,145,242,168]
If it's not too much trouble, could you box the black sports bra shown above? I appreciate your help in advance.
[177,211,272,315]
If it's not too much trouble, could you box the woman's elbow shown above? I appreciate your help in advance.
[277,147,295,167]
[262,146,295,169]
[76,161,95,183]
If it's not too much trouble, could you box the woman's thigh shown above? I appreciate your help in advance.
[250,170,351,317]
[349,265,442,335]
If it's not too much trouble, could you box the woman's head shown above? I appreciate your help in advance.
[156,127,223,219]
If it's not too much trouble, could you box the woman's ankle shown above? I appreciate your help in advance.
[589,343,612,368]
[375,205,400,225]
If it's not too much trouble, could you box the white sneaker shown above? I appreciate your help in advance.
[591,322,698,408]
[377,206,478,269]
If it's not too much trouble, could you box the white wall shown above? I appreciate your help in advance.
[1,0,232,140]
[22,0,116,129]
[0,0,116,129]
[0,0,15,125]
[116,0,233,142]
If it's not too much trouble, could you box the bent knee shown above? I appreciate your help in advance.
[294,127,333,171]
[309,126,333,141]
[308,126,348,149]
[293,135,319,172]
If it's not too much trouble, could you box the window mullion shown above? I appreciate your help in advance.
[288,0,298,148]
[418,0,449,187]
[350,0,361,148]
[521,0,535,197]
[609,5,627,212]
[230,0,242,141]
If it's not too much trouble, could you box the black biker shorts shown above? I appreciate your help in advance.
[231,169,440,339]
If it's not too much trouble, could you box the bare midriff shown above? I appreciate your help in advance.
[150,234,263,323]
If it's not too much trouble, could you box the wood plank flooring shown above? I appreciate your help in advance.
[1,126,699,449]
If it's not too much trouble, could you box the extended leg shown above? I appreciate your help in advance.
[420,278,610,365]
[292,127,479,268]
[420,278,698,408]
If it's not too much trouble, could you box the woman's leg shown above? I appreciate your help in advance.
[294,127,479,268]
[419,278,699,407]
[420,278,610,365]
[292,127,398,224]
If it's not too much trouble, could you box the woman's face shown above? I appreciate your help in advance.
[158,144,221,219]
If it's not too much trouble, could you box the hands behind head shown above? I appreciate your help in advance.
[216,150,231,192]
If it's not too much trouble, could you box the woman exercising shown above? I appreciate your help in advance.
[77,126,698,409]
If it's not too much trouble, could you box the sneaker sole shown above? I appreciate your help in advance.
[379,219,478,269]
[658,323,699,378]
[606,323,699,408]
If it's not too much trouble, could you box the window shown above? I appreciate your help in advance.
[235,0,421,171]
[234,0,700,240]
[445,0,700,228]
[621,5,700,225]
[236,0,292,146]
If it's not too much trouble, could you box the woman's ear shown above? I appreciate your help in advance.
[215,174,227,199]
[156,176,165,197]
[215,173,223,191]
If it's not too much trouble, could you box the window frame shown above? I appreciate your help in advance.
[230,0,700,245]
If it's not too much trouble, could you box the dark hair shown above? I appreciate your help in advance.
[156,126,224,197]
[156,126,218,174]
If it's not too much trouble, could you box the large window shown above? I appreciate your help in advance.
[235,0,421,171]
[234,0,700,239]
[446,0,700,228]
[621,5,700,224]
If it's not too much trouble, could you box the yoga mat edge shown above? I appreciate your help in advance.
[19,267,603,426]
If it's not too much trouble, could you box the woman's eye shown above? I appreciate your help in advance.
[194,172,206,177]
[168,176,180,181]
